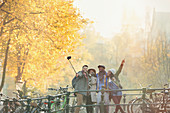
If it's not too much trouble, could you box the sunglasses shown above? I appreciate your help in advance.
[83,67,88,69]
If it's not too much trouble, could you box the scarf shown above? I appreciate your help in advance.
[99,70,106,82]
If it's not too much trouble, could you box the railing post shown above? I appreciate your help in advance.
[4,99,9,112]
[142,88,146,113]
[26,98,31,113]
[47,95,52,113]
[100,88,105,113]
[66,92,70,113]
[123,94,126,111]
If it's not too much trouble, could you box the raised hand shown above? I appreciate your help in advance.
[76,73,79,77]
[121,59,125,65]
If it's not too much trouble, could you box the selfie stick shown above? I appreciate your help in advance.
[67,56,77,74]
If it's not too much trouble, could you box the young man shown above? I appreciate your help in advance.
[96,65,109,113]
[74,65,89,113]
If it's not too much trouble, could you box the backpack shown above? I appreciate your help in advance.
[72,76,77,88]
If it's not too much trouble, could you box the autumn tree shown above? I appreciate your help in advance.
[0,0,89,92]
[139,34,170,87]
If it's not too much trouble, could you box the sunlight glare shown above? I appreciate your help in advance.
[74,0,152,38]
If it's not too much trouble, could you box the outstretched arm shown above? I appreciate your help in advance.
[115,59,125,77]
[76,71,83,78]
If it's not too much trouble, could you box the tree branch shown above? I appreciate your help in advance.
[29,12,44,14]
[0,38,11,91]
[21,48,29,75]
[0,2,5,9]
[4,18,15,25]
[0,14,8,36]
[1,9,38,30]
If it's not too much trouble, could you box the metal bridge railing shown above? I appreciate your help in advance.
[67,88,170,113]
[0,88,169,113]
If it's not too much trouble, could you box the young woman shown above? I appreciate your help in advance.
[86,68,97,113]
[88,68,97,104]
[108,59,125,113]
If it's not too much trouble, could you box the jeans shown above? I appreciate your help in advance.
[96,92,109,113]
[75,93,83,113]
[86,95,93,113]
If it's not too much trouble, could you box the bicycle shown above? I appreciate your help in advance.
[0,93,22,113]
[130,84,170,113]
[127,98,135,113]
[127,84,155,113]
[48,85,71,113]
[148,84,170,113]
[13,90,48,113]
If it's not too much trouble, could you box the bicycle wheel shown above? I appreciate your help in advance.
[40,103,49,113]
[131,98,155,113]
[51,100,62,113]
[14,107,25,113]
[0,106,13,113]
[0,107,5,113]
[165,100,170,113]
[127,99,135,113]
[53,96,68,113]
[70,97,77,113]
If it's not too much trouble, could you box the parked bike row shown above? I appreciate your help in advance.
[0,85,169,113]
[0,86,72,113]
[126,86,170,113]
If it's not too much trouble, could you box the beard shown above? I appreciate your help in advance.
[99,70,106,81]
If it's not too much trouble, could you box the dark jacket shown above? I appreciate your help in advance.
[73,71,90,96]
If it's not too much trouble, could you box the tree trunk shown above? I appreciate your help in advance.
[0,38,11,92]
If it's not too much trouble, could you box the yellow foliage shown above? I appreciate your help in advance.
[0,0,89,92]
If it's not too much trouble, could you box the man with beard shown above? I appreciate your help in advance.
[96,65,109,113]
[74,65,89,113]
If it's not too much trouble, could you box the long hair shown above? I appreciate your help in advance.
[110,73,115,79]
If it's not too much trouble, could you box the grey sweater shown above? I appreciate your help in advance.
[74,71,90,96]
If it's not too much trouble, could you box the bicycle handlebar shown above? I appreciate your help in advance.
[48,85,71,92]
[0,93,10,99]
[48,88,58,91]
